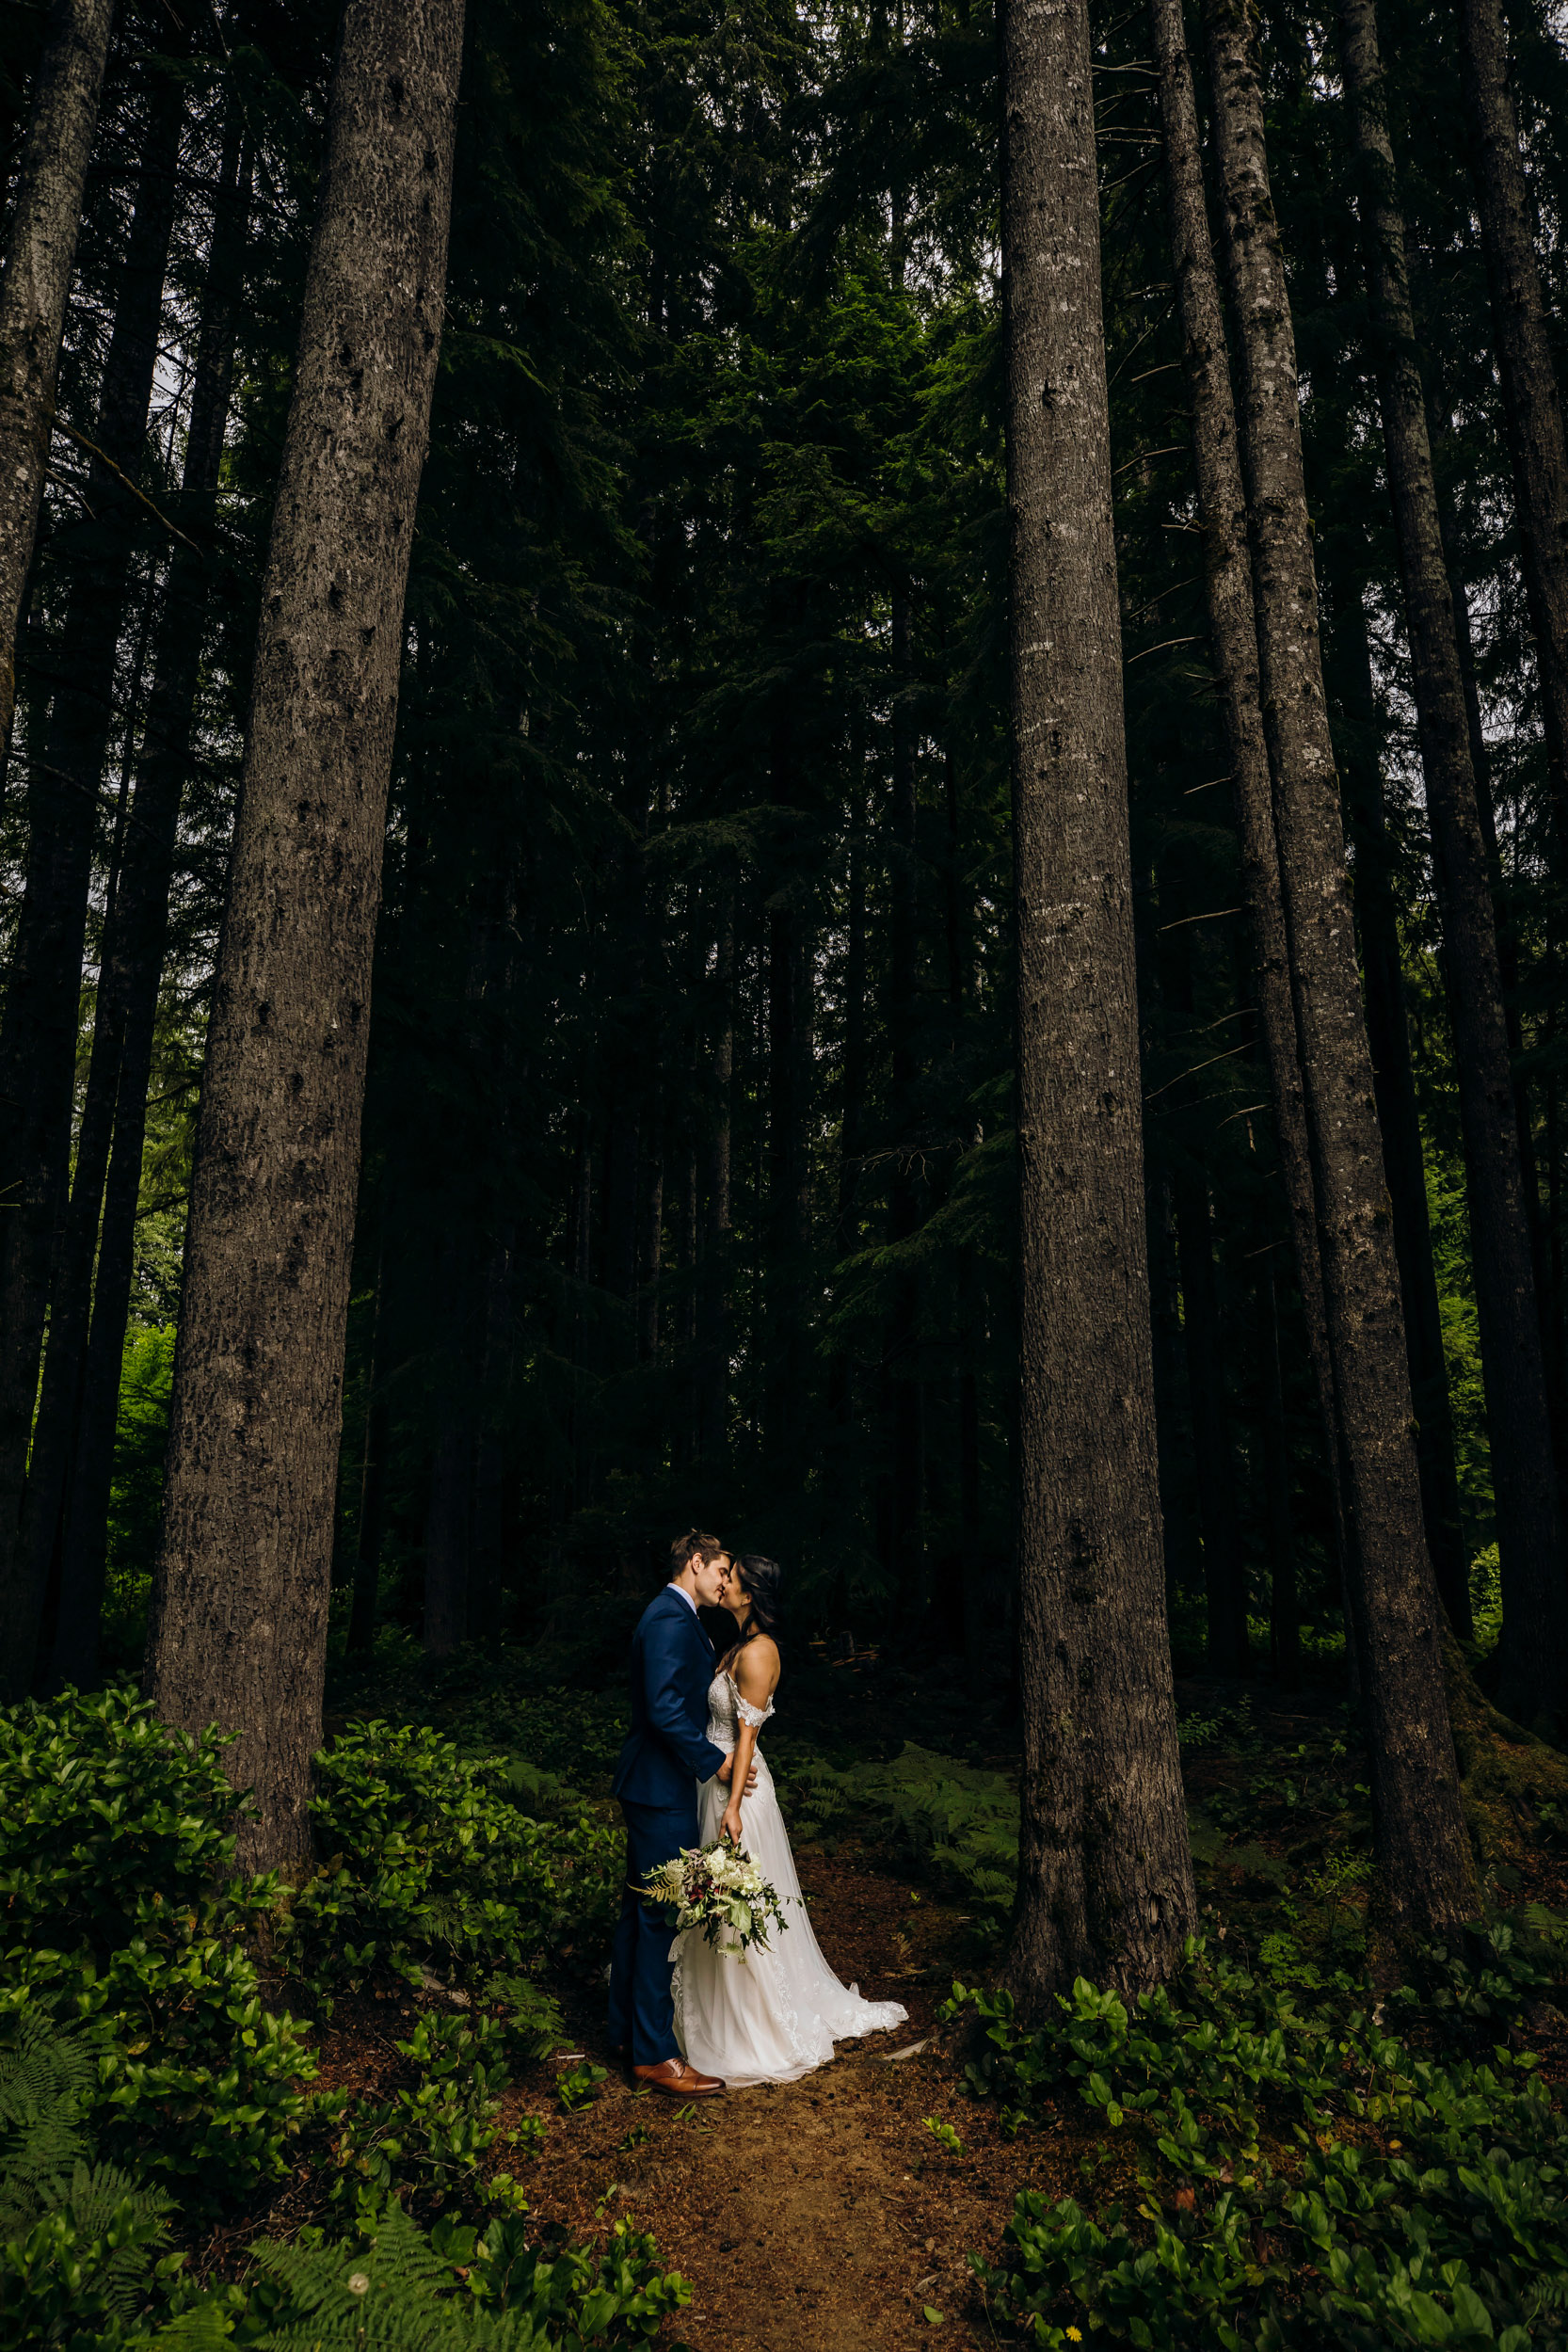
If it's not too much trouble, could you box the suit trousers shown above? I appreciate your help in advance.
[607,1797,697,2066]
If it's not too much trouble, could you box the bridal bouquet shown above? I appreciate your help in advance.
[639,1836,790,1961]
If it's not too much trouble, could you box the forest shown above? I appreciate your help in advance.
[6,0,1568,2336]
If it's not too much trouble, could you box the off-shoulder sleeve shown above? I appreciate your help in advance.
[734,1690,771,1729]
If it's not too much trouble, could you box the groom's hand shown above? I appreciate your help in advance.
[715,1754,759,1794]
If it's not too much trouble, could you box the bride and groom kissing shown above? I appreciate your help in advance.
[606,1529,905,2096]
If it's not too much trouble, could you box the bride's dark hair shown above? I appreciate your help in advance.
[732,1553,782,1644]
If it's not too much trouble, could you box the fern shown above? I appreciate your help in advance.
[236,2201,690,2348]
[0,2007,96,2234]
[0,2014,172,2349]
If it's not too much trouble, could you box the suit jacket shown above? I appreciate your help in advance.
[612,1588,728,1809]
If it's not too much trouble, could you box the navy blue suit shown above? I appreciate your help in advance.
[607,1589,728,2065]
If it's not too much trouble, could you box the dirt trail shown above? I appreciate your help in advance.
[515,1856,1089,2352]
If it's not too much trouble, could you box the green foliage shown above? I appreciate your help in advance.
[0,1691,315,2207]
[328,2011,533,2219]
[773,1741,1017,1932]
[283,1721,622,2002]
[1468,1546,1503,1656]
[555,2064,607,2116]
[0,1707,687,2350]
[233,2201,692,2348]
[0,2012,178,2352]
[102,1327,177,1667]
[953,1933,1568,2348]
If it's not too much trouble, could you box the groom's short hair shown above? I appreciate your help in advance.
[669,1528,725,1577]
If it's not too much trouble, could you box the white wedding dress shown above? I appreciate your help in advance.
[671,1667,907,2087]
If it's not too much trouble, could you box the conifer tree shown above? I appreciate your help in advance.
[0,0,118,751]
[1002,0,1196,1997]
[1336,0,1568,1725]
[1203,0,1478,1928]
[145,0,467,1870]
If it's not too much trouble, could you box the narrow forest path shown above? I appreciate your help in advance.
[513,1856,1095,2352]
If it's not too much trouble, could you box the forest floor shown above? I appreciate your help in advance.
[203,1656,1568,2345]
[507,1851,1052,2352]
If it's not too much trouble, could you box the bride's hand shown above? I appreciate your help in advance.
[721,1800,744,1848]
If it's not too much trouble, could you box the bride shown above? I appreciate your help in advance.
[672,1553,906,2087]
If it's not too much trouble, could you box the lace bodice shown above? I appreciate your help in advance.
[705,1667,776,1752]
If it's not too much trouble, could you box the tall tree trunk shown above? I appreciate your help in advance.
[1326,575,1472,1635]
[1459,0,1568,834]
[1146,1167,1201,1614]
[697,904,734,1466]
[44,120,253,1694]
[423,1410,471,1656]
[347,1238,387,1657]
[467,1229,508,1641]
[1256,1244,1301,1690]
[637,1135,664,1364]
[1174,1173,1249,1672]
[1149,0,1351,1592]
[1338,0,1565,1716]
[144,0,466,1874]
[0,0,118,750]
[888,593,924,1622]
[1001,0,1196,1999]
[0,72,184,1694]
[1204,0,1478,1928]
[945,744,984,1658]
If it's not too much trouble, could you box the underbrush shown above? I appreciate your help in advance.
[952,1919,1568,2349]
[0,1689,670,2348]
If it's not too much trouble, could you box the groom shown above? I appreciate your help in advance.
[607,1528,752,2097]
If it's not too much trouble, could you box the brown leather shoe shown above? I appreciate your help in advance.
[632,2056,725,2097]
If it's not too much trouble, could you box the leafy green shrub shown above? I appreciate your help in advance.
[328,2010,536,2219]
[0,2012,181,2351]
[232,2199,693,2347]
[0,1691,315,2208]
[1469,1545,1503,1656]
[1398,1906,1568,2041]
[283,1721,622,2003]
[953,1943,1568,2349]
[773,1741,1018,1931]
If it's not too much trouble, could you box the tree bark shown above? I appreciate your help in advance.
[1204,0,1478,1928]
[42,121,253,1695]
[1001,0,1196,1998]
[1256,1244,1301,1689]
[888,592,923,1621]
[1146,1166,1201,1614]
[1458,0,1568,834]
[0,0,118,750]
[697,904,734,1465]
[144,0,467,1874]
[0,71,184,1695]
[423,1412,471,1656]
[1148,0,1350,1588]
[346,1240,387,1657]
[1173,1172,1249,1672]
[1326,574,1472,1636]
[1338,0,1566,1717]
